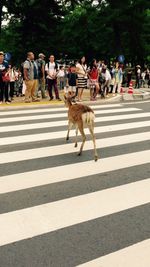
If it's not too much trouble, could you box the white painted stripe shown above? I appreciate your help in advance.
[0,112,149,133]
[0,150,150,194]
[77,239,150,267]
[0,104,123,116]
[0,178,150,246]
[0,108,141,123]
[123,99,150,105]
[1,120,150,146]
[0,131,150,164]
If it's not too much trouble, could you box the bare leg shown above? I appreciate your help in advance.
[78,88,83,101]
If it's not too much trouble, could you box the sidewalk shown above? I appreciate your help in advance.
[0,89,120,109]
[0,88,150,110]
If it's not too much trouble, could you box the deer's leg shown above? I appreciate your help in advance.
[74,124,78,147]
[88,123,98,161]
[66,121,73,141]
[78,122,86,156]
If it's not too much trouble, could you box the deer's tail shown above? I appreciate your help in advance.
[82,111,95,125]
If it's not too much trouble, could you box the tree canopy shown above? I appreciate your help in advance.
[0,0,149,65]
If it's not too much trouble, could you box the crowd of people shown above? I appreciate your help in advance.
[0,50,150,104]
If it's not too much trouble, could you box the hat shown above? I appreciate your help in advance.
[136,65,141,68]
[38,53,45,58]
[0,51,4,55]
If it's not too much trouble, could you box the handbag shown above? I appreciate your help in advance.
[2,72,10,82]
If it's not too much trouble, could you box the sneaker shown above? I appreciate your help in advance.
[25,100,31,103]
[0,101,2,104]
[5,101,10,104]
[56,98,62,101]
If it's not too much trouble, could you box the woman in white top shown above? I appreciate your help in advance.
[8,65,17,100]
[76,56,87,101]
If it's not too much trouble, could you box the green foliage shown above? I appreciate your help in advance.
[0,0,149,65]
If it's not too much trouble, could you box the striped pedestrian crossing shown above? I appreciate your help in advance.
[1,111,150,133]
[77,239,150,267]
[0,103,150,267]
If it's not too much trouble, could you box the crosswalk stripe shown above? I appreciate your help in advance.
[0,112,149,133]
[0,103,149,264]
[0,104,123,116]
[0,178,149,246]
[0,150,150,194]
[1,120,150,146]
[77,239,150,267]
[0,131,150,164]
[0,108,141,123]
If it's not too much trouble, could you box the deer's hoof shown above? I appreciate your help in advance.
[94,156,98,162]
[66,137,69,141]
[74,143,78,147]
[77,152,82,156]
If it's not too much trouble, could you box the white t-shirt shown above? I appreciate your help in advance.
[45,62,57,79]
[9,69,17,82]
[76,63,87,78]
[57,69,65,78]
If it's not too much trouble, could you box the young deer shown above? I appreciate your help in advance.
[64,96,98,161]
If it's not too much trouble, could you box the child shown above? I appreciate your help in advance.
[57,65,65,90]
[65,64,78,101]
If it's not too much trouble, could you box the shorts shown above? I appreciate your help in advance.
[64,86,76,93]
[89,79,99,87]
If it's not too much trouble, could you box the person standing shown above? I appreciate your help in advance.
[57,65,65,90]
[76,56,87,102]
[45,55,61,101]
[9,65,17,100]
[135,65,141,89]
[65,64,78,100]
[36,53,47,99]
[0,51,11,104]
[23,52,39,103]
[101,65,111,97]
[88,59,100,101]
[112,62,123,95]
[126,68,132,87]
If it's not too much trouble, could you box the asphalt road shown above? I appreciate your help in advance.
[0,100,150,267]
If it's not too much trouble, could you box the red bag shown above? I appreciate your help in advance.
[2,72,10,82]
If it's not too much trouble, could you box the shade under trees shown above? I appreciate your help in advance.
[0,0,149,65]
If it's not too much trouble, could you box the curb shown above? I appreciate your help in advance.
[0,89,150,110]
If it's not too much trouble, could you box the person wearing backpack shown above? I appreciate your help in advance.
[36,53,47,99]
[45,55,61,101]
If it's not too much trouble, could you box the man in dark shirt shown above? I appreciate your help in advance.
[66,64,78,100]
[36,53,46,99]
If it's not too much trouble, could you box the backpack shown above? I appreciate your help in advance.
[37,59,44,78]
[48,62,58,71]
